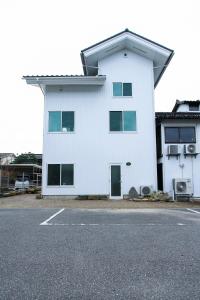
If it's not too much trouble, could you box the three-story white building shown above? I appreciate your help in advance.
[24,29,174,198]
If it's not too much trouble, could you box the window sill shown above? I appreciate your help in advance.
[48,131,75,134]
[112,96,133,98]
[109,131,137,134]
[46,185,75,188]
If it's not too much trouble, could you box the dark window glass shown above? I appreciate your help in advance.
[165,128,179,143]
[123,83,132,96]
[61,164,74,185]
[165,127,196,143]
[48,164,60,185]
[189,104,199,111]
[110,112,122,131]
[62,112,74,132]
[179,127,196,143]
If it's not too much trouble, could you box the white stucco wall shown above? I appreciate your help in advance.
[160,120,200,197]
[42,50,157,197]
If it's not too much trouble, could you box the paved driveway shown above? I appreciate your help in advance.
[1,208,200,299]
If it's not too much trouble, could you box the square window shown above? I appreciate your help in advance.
[189,104,199,111]
[179,127,196,143]
[165,127,179,143]
[113,82,122,96]
[110,111,136,132]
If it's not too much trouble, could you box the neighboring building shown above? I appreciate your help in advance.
[156,100,200,198]
[0,164,42,188]
[0,153,15,165]
[24,29,174,198]
[34,154,42,166]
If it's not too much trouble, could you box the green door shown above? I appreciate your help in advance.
[111,165,121,197]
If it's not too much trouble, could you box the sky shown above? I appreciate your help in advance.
[0,0,200,154]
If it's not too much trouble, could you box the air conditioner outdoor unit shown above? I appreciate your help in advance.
[173,178,193,195]
[168,145,181,155]
[184,144,196,155]
[140,185,153,196]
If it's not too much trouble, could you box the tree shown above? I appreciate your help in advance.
[12,152,37,164]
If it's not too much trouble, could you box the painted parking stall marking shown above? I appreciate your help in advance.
[39,208,197,227]
[40,208,65,225]
[187,208,200,214]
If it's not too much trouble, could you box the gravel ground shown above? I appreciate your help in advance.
[1,194,200,209]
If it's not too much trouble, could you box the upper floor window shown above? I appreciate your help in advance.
[189,103,199,111]
[47,164,74,186]
[165,127,196,143]
[110,111,136,132]
[113,82,132,97]
[48,111,74,132]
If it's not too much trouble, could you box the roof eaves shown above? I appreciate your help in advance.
[156,112,200,122]
[154,50,175,88]
[80,28,174,82]
[81,28,174,53]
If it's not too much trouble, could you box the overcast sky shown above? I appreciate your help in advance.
[0,0,199,154]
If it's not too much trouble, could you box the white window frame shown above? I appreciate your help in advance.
[112,82,133,97]
[109,111,137,133]
[47,163,75,187]
[48,111,75,134]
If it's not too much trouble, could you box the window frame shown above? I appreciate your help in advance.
[112,82,132,97]
[109,111,137,133]
[48,111,75,133]
[189,104,199,111]
[47,163,75,187]
[164,126,196,144]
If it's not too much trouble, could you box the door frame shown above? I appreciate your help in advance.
[109,163,122,199]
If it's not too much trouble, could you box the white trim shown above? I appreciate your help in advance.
[109,110,137,133]
[48,110,75,133]
[46,163,75,188]
[112,82,133,97]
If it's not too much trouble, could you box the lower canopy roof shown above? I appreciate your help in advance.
[23,75,106,87]
[156,112,200,123]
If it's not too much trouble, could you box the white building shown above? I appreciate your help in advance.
[156,100,200,198]
[24,29,174,199]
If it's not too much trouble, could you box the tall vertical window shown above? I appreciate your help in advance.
[48,111,74,132]
[47,164,74,186]
[113,82,132,97]
[110,111,136,132]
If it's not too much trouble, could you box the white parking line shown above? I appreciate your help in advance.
[187,208,200,214]
[40,208,65,225]
[41,222,186,226]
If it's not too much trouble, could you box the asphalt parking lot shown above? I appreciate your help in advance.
[1,208,200,299]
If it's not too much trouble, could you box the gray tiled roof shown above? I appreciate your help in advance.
[156,112,200,122]
[172,100,200,112]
